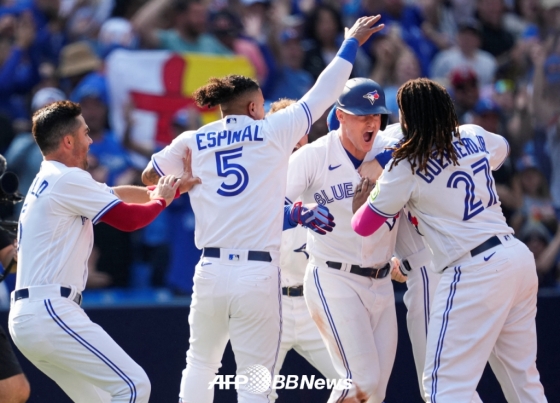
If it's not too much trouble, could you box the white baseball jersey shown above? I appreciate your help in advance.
[368,124,512,270]
[286,130,400,267]
[280,224,308,287]
[17,160,120,291]
[151,56,354,262]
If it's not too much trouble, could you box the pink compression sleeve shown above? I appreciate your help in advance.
[351,203,387,237]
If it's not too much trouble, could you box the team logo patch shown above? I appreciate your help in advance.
[363,90,380,105]
[368,183,381,203]
[407,211,423,236]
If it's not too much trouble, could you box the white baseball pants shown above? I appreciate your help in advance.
[304,264,397,403]
[423,236,547,403]
[179,258,282,403]
[270,293,338,402]
[9,285,150,403]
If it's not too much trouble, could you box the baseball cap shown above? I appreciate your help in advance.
[31,87,66,111]
[450,67,478,88]
[70,73,108,105]
[473,98,501,115]
[98,18,138,58]
[516,153,540,172]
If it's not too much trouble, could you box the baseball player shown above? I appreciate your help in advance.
[8,101,187,403]
[354,123,484,403]
[141,17,385,403]
[352,78,547,403]
[285,78,403,403]
[266,99,338,402]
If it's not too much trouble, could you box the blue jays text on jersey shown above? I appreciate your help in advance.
[195,125,263,150]
[313,182,355,205]
[416,136,489,184]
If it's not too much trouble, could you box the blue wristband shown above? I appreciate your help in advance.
[283,204,298,230]
[336,38,359,64]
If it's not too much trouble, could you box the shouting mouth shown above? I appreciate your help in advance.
[363,131,374,143]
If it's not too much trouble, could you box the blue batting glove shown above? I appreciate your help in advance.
[290,202,335,235]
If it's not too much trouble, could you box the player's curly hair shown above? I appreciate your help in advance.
[32,100,82,155]
[193,75,260,108]
[390,78,461,174]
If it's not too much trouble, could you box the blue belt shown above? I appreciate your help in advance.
[203,248,272,262]
[14,287,82,306]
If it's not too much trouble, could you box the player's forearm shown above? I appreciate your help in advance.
[351,202,386,236]
[99,199,166,232]
[112,185,151,204]
[299,39,357,123]
[142,163,161,186]
[0,244,15,269]
[131,0,170,47]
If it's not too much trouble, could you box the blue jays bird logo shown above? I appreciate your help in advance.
[363,90,380,105]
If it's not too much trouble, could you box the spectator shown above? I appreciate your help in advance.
[511,155,557,235]
[367,23,404,86]
[384,47,422,122]
[430,18,497,86]
[266,28,313,102]
[97,17,139,60]
[71,72,136,289]
[209,9,268,84]
[303,4,370,79]
[449,66,480,123]
[360,0,438,75]
[475,0,516,58]
[471,97,501,133]
[132,0,232,55]
[70,72,135,187]
[302,4,344,80]
[530,43,560,220]
[541,0,560,38]
[57,41,101,93]
[419,0,457,51]
[504,0,543,39]
[520,221,560,288]
[4,87,65,217]
[21,0,67,65]
[0,10,41,122]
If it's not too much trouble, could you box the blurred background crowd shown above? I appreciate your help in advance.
[0,0,559,296]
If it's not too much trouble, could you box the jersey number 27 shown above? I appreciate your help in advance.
[215,147,249,197]
[447,157,498,221]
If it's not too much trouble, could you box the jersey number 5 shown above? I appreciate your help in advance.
[215,147,249,197]
[447,157,498,221]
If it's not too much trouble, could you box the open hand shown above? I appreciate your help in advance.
[352,177,375,213]
[345,15,384,46]
[150,175,181,207]
[179,148,202,193]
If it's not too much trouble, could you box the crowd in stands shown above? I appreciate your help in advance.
[0,0,559,294]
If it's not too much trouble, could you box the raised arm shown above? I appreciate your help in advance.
[132,0,172,49]
[299,16,385,123]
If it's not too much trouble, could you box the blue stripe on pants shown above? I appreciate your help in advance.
[44,299,137,403]
[430,266,461,403]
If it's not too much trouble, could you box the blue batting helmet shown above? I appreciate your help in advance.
[335,78,391,130]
